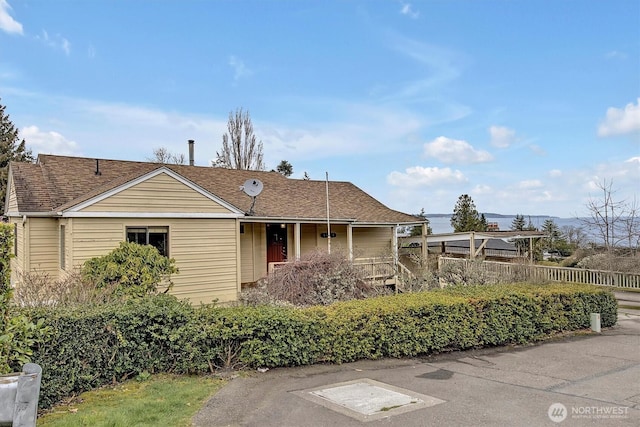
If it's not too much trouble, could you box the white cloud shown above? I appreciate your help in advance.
[21,125,80,155]
[229,55,252,81]
[472,184,492,194]
[517,179,543,190]
[399,2,419,19]
[387,166,466,187]
[528,144,546,156]
[36,30,71,55]
[386,35,465,99]
[0,0,22,35]
[597,98,640,137]
[423,136,493,164]
[605,50,628,60]
[489,125,516,148]
[548,169,563,178]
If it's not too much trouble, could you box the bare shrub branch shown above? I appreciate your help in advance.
[12,270,121,308]
[241,249,388,306]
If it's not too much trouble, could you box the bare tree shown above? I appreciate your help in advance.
[580,179,639,253]
[561,225,588,249]
[148,147,185,165]
[213,108,265,170]
[620,197,640,254]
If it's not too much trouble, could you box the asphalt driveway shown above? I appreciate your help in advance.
[194,313,640,426]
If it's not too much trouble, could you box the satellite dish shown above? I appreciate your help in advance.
[241,179,264,197]
[240,179,263,215]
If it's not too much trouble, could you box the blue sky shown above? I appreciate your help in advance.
[1,0,638,218]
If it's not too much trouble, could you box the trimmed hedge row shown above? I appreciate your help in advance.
[22,283,616,409]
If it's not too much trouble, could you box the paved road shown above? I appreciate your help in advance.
[194,313,640,426]
[615,292,640,316]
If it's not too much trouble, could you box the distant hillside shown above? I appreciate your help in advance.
[426,213,557,219]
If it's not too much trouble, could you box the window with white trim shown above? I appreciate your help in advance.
[126,226,169,256]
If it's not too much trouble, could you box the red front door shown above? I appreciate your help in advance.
[266,224,287,265]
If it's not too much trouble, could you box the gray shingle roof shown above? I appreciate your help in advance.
[9,154,419,224]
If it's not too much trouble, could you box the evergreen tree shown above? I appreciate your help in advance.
[510,214,528,255]
[511,214,526,231]
[540,218,570,256]
[450,194,483,232]
[275,160,293,177]
[410,208,433,236]
[479,213,488,231]
[1,100,33,213]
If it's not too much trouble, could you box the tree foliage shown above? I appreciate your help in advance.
[410,208,432,236]
[0,223,49,373]
[540,219,571,256]
[450,194,485,232]
[1,99,33,213]
[148,147,185,165]
[276,160,293,177]
[82,242,178,298]
[213,108,265,171]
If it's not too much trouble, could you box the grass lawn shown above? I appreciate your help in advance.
[37,374,226,427]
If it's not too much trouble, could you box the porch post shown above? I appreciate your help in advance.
[294,222,301,260]
[347,223,353,260]
[421,223,427,264]
[392,225,398,265]
[470,232,475,259]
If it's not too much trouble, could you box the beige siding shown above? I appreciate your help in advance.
[70,217,239,303]
[81,173,233,213]
[9,218,24,287]
[301,224,349,256]
[239,223,266,283]
[353,227,393,258]
[27,218,59,276]
[240,223,268,283]
[300,224,318,255]
[7,184,18,213]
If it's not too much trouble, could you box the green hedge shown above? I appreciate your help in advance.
[21,283,616,409]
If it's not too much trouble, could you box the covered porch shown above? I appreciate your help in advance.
[240,219,423,286]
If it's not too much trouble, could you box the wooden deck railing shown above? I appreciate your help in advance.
[438,257,640,289]
[269,257,416,289]
[353,257,396,285]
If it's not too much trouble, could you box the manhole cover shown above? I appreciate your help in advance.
[292,378,445,422]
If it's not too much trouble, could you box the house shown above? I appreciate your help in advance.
[4,154,422,304]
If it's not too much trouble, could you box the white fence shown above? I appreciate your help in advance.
[438,257,640,289]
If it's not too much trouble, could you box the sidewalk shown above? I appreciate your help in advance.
[193,313,640,426]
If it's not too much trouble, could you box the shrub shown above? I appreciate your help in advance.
[0,223,50,373]
[13,270,121,308]
[82,242,178,297]
[23,295,196,408]
[21,283,617,409]
[242,249,385,306]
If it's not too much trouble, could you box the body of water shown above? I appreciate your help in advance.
[426,216,585,235]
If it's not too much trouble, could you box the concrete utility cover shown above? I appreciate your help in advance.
[293,379,445,422]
